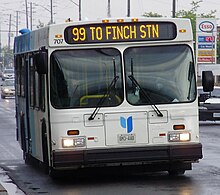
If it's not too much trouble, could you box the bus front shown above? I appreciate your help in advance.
[48,18,202,174]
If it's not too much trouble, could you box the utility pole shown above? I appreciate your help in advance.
[25,0,29,29]
[70,0,81,21]
[50,0,54,24]
[107,0,111,18]
[30,2,33,30]
[79,0,81,21]
[16,11,19,36]
[172,0,176,18]
[127,0,131,17]
[8,14,12,51]
[0,23,2,54]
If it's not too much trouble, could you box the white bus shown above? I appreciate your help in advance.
[14,18,213,176]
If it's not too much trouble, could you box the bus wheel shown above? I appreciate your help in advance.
[49,168,61,179]
[41,118,49,174]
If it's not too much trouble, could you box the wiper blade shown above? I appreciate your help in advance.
[187,61,194,100]
[128,75,163,117]
[88,76,119,121]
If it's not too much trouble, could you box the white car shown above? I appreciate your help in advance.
[1,79,15,99]
[198,86,220,121]
[2,69,15,81]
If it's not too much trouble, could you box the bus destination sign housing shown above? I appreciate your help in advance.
[64,21,177,44]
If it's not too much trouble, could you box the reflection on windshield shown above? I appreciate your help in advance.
[2,80,14,86]
[124,45,196,105]
[4,69,14,74]
[50,49,123,108]
[50,45,196,109]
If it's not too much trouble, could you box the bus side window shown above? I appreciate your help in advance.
[32,55,45,111]
[50,55,70,107]
[30,56,35,107]
[15,55,22,97]
[39,74,45,111]
[21,57,26,97]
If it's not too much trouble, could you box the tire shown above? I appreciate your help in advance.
[168,169,185,176]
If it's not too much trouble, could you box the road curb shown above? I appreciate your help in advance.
[0,183,8,195]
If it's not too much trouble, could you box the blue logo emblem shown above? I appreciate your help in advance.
[120,116,133,133]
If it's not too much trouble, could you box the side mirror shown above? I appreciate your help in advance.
[34,52,48,74]
[202,71,214,92]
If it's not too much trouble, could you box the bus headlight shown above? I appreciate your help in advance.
[62,136,86,148]
[168,132,191,142]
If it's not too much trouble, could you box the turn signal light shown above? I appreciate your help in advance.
[173,124,185,130]
[67,130,79,135]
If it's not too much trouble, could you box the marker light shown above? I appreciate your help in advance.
[179,29,186,33]
[132,18,139,22]
[117,19,124,22]
[102,19,109,23]
[55,34,62,38]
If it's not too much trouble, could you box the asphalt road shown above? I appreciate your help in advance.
[0,97,220,195]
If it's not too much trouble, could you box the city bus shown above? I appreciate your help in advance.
[13,17,213,176]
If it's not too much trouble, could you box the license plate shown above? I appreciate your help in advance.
[118,134,136,144]
[213,113,220,117]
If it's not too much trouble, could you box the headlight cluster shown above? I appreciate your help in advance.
[62,136,86,148]
[3,88,10,93]
[168,132,191,142]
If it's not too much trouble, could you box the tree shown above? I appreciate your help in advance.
[176,0,216,41]
[142,12,163,18]
[1,46,13,68]
[36,20,45,29]
[143,1,216,40]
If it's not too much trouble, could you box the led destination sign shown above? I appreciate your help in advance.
[64,22,177,44]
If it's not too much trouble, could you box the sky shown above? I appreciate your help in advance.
[0,0,220,48]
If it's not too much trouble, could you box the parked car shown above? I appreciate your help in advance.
[198,86,220,121]
[1,79,15,99]
[2,69,15,81]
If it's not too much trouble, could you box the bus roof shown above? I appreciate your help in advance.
[14,17,193,54]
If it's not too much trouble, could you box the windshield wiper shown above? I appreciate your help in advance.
[88,75,119,121]
[187,61,194,100]
[128,75,163,117]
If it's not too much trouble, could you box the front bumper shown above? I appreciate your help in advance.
[53,143,202,169]
[1,92,15,97]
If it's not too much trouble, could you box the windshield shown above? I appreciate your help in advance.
[124,45,196,105]
[2,80,14,86]
[50,45,196,109]
[4,69,14,74]
[50,48,123,108]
